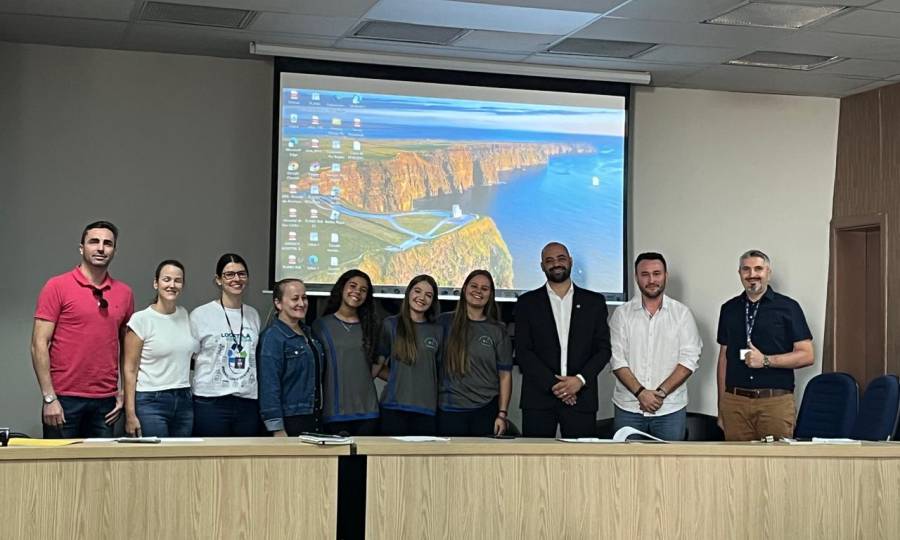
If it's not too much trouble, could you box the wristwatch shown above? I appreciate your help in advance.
[42,393,57,404]
[762,355,771,368]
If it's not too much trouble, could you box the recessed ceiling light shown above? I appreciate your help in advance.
[547,38,656,59]
[726,51,845,70]
[705,2,847,30]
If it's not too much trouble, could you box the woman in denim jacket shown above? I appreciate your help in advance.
[257,278,324,436]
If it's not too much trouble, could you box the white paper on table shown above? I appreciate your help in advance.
[557,437,618,443]
[811,437,861,444]
[391,436,450,442]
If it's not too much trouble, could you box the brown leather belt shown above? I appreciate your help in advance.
[726,387,792,399]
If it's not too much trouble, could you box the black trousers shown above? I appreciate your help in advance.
[379,408,436,436]
[323,418,379,436]
[437,396,499,436]
[522,405,596,438]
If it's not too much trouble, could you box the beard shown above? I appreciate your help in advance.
[544,265,571,283]
[639,282,665,299]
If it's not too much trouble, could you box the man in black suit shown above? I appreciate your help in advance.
[515,242,611,437]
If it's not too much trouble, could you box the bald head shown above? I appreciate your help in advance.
[540,242,572,284]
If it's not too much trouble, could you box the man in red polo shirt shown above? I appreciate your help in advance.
[31,220,134,438]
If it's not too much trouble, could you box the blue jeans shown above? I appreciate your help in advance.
[43,395,116,438]
[192,395,261,436]
[136,388,193,437]
[613,405,687,441]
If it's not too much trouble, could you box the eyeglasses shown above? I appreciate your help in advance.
[222,271,249,280]
[92,288,108,309]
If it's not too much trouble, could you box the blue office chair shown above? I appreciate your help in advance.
[850,374,900,441]
[794,372,859,439]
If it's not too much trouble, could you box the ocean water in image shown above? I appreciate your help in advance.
[415,142,625,295]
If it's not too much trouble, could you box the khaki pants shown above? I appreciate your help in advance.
[720,391,795,441]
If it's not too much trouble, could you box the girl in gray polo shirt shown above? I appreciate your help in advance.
[438,270,513,436]
[312,269,380,436]
[374,275,442,436]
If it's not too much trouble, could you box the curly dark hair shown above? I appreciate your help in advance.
[323,269,378,364]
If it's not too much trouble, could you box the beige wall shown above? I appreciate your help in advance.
[0,43,838,435]
[618,86,839,418]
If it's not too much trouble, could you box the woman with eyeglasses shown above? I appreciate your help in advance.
[258,279,325,436]
[437,270,513,436]
[190,253,262,436]
[373,274,442,436]
[312,269,380,436]
[123,260,198,437]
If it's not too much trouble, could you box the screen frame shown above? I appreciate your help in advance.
[270,56,631,301]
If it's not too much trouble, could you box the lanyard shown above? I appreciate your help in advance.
[744,299,760,346]
[220,299,244,352]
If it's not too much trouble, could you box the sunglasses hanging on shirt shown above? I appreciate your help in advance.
[92,287,108,309]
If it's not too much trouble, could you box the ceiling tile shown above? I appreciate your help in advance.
[869,0,900,12]
[0,14,128,49]
[147,0,378,17]
[637,44,745,64]
[363,0,601,35]
[815,8,900,38]
[0,0,135,20]
[469,0,625,12]
[574,16,791,49]
[250,12,359,37]
[452,31,561,53]
[770,30,900,61]
[813,58,900,78]
[524,54,700,83]
[123,22,336,59]
[756,0,876,6]
[678,64,873,96]
[336,36,530,62]
[607,0,746,23]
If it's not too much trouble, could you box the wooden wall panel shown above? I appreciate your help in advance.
[879,84,900,377]
[828,84,900,383]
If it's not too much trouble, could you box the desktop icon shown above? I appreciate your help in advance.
[287,254,298,265]
[289,113,298,124]
[311,92,320,101]
[331,117,342,127]
[288,207,298,217]
[331,140,341,150]
[289,90,299,100]
[330,257,339,267]
[288,231,297,241]
[311,115,320,126]
[309,162,320,172]
[310,185,320,195]
[353,118,361,128]
[352,95,362,105]
[310,138,319,149]
[331,187,341,197]
[309,231,319,242]
[352,141,361,151]
[308,255,319,266]
[331,163,341,173]
[330,233,340,244]
[310,208,318,219]
[330,210,340,221]
[287,161,299,172]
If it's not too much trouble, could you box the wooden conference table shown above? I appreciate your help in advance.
[0,438,347,540]
[2,437,898,539]
[355,437,900,540]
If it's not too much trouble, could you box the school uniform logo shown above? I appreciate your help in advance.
[478,336,494,348]
[424,337,439,350]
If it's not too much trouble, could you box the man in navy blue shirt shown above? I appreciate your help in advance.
[716,250,814,441]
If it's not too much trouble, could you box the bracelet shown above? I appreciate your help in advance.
[498,409,508,415]
[633,385,645,397]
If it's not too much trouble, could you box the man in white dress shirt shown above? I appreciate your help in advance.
[609,252,702,440]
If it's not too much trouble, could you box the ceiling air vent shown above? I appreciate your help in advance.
[352,20,468,46]
[726,51,844,70]
[139,1,257,29]
[547,38,656,59]
[705,2,847,30]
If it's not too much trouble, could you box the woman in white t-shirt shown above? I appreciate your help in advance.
[123,260,199,437]
[189,253,261,436]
